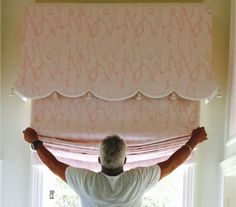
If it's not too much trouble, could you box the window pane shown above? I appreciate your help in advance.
[41,165,189,207]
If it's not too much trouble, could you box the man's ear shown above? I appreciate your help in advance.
[98,157,101,164]
[124,157,127,164]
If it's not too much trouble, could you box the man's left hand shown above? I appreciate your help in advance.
[23,127,39,143]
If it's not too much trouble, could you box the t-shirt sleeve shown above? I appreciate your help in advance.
[65,166,90,194]
[132,165,161,191]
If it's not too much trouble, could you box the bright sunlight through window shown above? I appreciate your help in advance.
[39,164,193,207]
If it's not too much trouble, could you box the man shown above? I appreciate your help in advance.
[23,127,207,207]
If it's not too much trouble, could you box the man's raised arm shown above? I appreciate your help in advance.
[23,127,68,182]
[158,127,207,180]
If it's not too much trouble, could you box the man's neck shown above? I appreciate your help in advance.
[101,166,124,176]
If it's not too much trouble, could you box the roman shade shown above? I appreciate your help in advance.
[31,94,199,169]
[14,4,217,169]
[15,4,218,101]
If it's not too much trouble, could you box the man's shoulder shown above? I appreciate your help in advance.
[127,165,160,172]
[66,166,98,178]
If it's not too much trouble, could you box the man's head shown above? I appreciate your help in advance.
[99,135,127,170]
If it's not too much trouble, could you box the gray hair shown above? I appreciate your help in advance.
[99,135,127,169]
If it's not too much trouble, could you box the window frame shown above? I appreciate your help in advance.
[32,163,195,207]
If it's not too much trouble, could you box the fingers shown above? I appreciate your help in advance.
[23,127,29,133]
[192,126,208,142]
[22,127,37,136]
[201,127,207,137]
[23,127,39,143]
[23,127,36,133]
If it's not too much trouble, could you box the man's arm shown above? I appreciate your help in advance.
[158,127,207,180]
[23,127,68,182]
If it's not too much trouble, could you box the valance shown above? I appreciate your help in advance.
[31,94,199,169]
[15,4,218,101]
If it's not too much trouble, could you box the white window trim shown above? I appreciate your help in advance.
[32,165,44,207]
[32,163,195,207]
[0,159,2,207]
[219,155,236,207]
[182,164,195,207]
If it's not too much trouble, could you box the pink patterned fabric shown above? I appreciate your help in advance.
[19,4,204,169]
[31,94,199,169]
[15,4,218,101]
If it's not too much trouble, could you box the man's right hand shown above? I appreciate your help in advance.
[23,127,39,143]
[158,126,208,180]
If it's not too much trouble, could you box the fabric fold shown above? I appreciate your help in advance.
[31,94,198,170]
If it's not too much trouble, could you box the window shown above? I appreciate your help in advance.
[32,164,194,207]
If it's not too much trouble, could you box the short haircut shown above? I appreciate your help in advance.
[99,135,127,169]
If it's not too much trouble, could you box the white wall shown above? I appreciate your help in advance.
[0,0,231,207]
[224,0,236,159]
[1,0,32,207]
[0,0,2,206]
[225,142,236,160]
[195,0,230,205]
[222,0,236,206]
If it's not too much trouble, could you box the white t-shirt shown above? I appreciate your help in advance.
[65,165,161,207]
